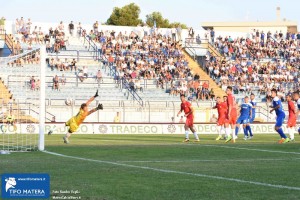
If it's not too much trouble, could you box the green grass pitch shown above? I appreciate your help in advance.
[1,134,300,200]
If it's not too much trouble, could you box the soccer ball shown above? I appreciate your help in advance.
[65,98,73,106]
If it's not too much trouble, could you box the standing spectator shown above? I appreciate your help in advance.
[60,74,66,85]
[29,76,35,90]
[114,112,120,123]
[176,25,182,42]
[188,27,194,42]
[96,70,102,85]
[15,41,21,55]
[26,18,32,33]
[77,22,82,38]
[210,28,215,44]
[196,34,201,44]
[93,21,99,33]
[68,21,74,36]
[58,21,64,32]
[15,18,20,33]
[0,17,6,33]
[171,27,176,41]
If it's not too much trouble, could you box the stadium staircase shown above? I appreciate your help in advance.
[183,51,226,98]
[207,43,224,60]
[0,31,15,54]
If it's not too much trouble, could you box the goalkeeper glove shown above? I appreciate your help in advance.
[94,89,99,98]
[96,104,103,110]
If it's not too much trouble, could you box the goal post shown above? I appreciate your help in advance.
[38,46,46,151]
[0,45,46,152]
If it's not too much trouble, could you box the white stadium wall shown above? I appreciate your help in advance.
[4,20,250,42]
[1,123,291,134]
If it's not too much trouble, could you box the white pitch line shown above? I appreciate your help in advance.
[201,144,300,155]
[43,150,300,191]
[117,157,300,163]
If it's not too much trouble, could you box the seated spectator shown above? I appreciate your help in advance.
[210,114,218,123]
[157,76,164,89]
[209,88,215,100]
[78,70,84,82]
[53,75,59,90]
[62,58,69,71]
[83,66,88,78]
[128,79,135,91]
[135,79,143,92]
[35,79,40,90]
[70,59,77,71]
[179,116,185,123]
[60,74,66,85]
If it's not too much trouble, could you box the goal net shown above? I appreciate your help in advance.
[0,47,45,152]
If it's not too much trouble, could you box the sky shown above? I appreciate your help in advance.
[1,0,300,28]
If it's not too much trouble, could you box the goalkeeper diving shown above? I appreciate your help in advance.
[48,90,103,144]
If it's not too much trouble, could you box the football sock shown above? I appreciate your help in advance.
[193,132,199,140]
[277,128,287,139]
[185,131,189,139]
[288,128,294,140]
[217,126,222,136]
[243,127,248,136]
[235,126,239,136]
[232,128,235,139]
[66,132,71,139]
[225,127,230,137]
[246,125,253,136]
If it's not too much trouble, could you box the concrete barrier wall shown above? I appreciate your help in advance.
[1,123,291,134]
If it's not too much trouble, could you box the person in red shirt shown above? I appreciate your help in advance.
[225,86,238,143]
[213,96,228,140]
[177,94,199,142]
[287,94,296,141]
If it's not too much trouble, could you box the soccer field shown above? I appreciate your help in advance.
[1,134,300,200]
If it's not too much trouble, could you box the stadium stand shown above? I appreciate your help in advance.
[184,30,300,103]
[2,18,290,122]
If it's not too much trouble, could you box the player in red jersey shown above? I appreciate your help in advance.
[177,94,199,142]
[213,96,228,140]
[225,86,238,143]
[287,94,296,141]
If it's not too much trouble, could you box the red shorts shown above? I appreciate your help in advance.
[217,115,227,126]
[287,116,296,127]
[185,116,194,127]
[227,115,237,125]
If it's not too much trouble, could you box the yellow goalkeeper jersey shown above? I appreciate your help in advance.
[74,109,88,125]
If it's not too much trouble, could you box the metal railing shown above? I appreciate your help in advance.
[121,77,143,106]
[80,27,98,52]
[47,49,100,61]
